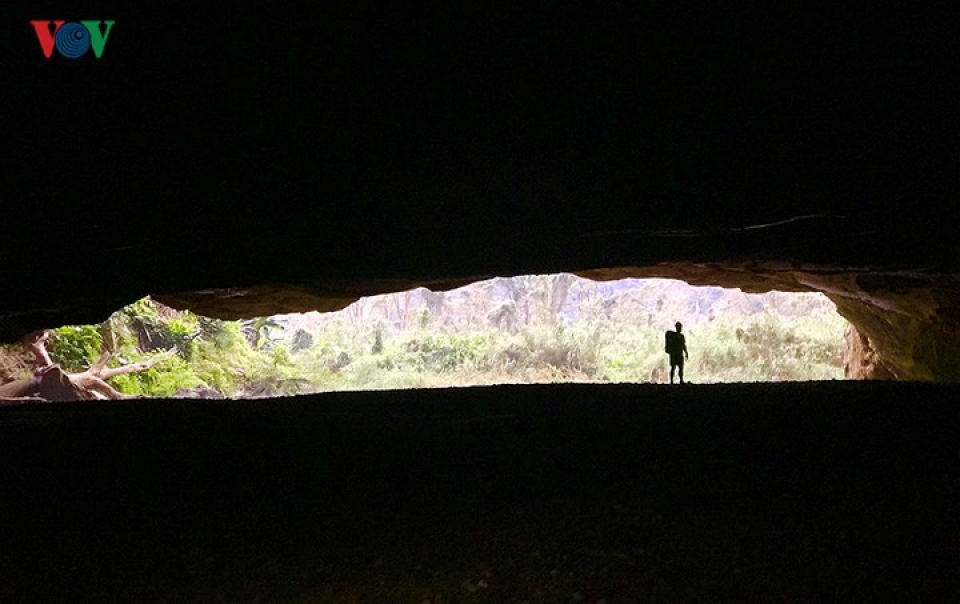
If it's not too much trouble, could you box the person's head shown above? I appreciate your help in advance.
[675,322,682,332]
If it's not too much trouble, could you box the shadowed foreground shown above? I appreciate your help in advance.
[1,382,957,601]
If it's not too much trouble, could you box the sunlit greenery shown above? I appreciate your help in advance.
[19,277,848,398]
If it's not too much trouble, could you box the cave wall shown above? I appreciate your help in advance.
[843,324,894,380]
[823,276,960,381]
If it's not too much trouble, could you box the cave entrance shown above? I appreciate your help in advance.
[2,275,851,400]
[261,275,848,390]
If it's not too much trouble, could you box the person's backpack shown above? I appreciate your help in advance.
[664,330,674,354]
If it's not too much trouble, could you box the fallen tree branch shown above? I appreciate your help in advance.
[27,331,53,370]
[96,348,177,380]
[10,331,177,402]
[0,396,48,405]
[0,376,41,399]
[69,372,140,400]
[90,349,112,375]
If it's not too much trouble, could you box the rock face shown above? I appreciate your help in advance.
[827,275,960,381]
[844,324,893,381]
[2,6,957,380]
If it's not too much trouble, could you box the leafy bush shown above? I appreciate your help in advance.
[49,325,103,372]
[32,281,849,398]
[109,356,203,397]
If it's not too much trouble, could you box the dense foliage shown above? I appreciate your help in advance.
[13,277,847,398]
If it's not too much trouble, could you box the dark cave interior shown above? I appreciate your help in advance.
[2,1,958,598]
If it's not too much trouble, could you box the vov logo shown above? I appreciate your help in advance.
[31,20,115,59]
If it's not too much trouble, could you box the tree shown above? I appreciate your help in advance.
[241,317,283,350]
[0,330,175,402]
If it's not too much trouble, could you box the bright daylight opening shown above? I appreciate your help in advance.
[1,275,850,400]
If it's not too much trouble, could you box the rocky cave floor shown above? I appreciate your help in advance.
[1,382,957,602]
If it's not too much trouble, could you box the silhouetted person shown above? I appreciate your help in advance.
[664,322,689,384]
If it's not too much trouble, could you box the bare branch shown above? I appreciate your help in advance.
[39,366,95,402]
[72,374,141,400]
[97,348,177,379]
[0,376,41,398]
[90,349,113,375]
[0,396,47,405]
[26,331,53,370]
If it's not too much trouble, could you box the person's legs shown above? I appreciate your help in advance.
[669,353,682,384]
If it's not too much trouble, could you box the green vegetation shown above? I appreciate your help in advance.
[6,277,848,398]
